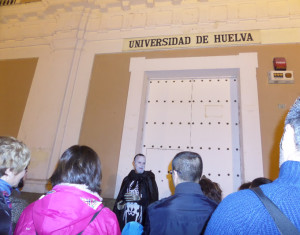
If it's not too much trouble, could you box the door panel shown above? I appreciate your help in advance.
[142,77,240,199]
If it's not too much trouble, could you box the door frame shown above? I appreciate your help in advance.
[114,53,263,198]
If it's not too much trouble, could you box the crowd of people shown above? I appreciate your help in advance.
[1,96,300,234]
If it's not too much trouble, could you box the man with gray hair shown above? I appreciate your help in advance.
[205,97,300,234]
[0,136,30,235]
[144,151,217,235]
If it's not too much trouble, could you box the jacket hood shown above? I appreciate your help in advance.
[32,184,103,234]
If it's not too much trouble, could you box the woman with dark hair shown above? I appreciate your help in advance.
[14,145,121,234]
[238,182,251,191]
[250,177,273,188]
[199,175,222,204]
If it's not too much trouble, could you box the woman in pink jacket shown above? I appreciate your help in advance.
[15,145,121,235]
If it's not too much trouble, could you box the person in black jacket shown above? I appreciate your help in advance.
[113,154,158,231]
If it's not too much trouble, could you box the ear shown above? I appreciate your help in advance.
[172,170,179,187]
[282,124,295,149]
[280,124,297,166]
[285,124,294,134]
[5,168,14,177]
[0,168,14,182]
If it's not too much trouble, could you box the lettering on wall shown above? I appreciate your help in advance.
[123,30,260,51]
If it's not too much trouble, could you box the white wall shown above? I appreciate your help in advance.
[0,0,300,193]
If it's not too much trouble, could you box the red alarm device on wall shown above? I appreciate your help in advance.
[273,57,287,71]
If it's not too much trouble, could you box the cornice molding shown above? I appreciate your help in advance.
[1,0,300,48]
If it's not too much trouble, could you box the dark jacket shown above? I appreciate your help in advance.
[0,179,12,235]
[113,170,158,230]
[144,182,217,235]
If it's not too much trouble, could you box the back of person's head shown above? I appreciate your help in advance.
[172,151,202,182]
[238,182,251,191]
[250,177,272,188]
[50,145,102,194]
[280,97,300,166]
[0,136,30,177]
[199,175,222,203]
[284,97,300,150]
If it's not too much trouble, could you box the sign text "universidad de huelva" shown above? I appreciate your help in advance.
[123,30,260,51]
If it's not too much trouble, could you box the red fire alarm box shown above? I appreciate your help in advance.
[273,57,287,71]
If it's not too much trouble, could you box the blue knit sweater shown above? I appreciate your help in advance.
[205,161,300,235]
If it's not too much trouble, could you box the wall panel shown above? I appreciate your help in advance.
[0,58,37,137]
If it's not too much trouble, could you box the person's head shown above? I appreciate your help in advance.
[171,151,202,187]
[50,145,102,194]
[280,97,300,166]
[250,177,272,188]
[238,182,251,191]
[133,154,146,174]
[0,136,30,187]
[199,175,222,203]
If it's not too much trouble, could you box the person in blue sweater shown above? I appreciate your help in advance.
[0,136,30,235]
[205,97,300,234]
[144,151,217,235]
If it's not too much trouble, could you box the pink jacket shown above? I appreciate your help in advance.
[14,185,121,235]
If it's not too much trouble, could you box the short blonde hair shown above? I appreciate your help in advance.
[0,136,31,176]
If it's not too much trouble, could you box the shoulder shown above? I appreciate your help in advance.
[205,189,264,234]
[100,208,118,223]
[122,170,135,181]
[101,206,118,219]
[18,201,35,218]
[148,196,172,211]
[211,189,257,215]
[92,206,121,234]
[120,175,131,187]
[144,171,155,179]
[14,202,36,234]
